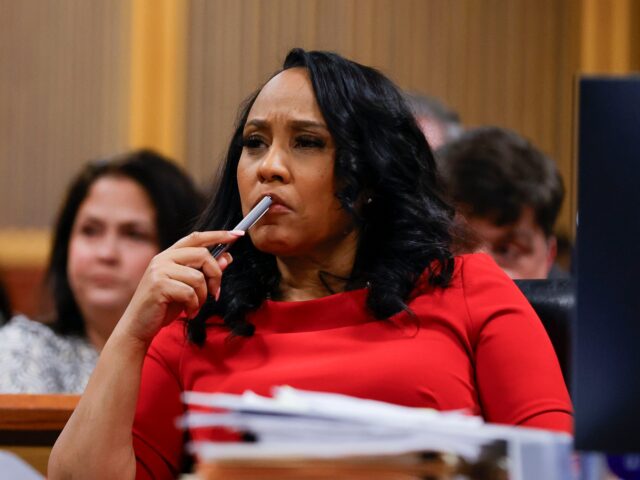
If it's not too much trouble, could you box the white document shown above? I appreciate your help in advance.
[181,386,574,480]
[0,451,44,480]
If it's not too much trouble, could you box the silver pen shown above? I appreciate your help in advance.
[210,195,273,258]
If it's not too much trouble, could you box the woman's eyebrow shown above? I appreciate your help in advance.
[289,119,327,130]
[118,219,155,228]
[244,119,327,130]
[75,214,103,224]
[245,119,268,129]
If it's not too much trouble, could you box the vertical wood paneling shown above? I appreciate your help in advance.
[581,0,640,73]
[130,0,188,162]
[0,0,130,228]
[631,0,640,70]
[184,0,578,234]
[2,0,635,242]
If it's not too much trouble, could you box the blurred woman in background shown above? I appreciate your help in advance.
[0,149,202,393]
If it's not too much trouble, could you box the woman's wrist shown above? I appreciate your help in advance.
[107,322,152,359]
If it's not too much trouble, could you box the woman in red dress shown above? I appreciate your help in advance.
[50,49,571,480]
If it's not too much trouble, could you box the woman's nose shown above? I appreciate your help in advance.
[257,144,290,184]
[95,233,120,263]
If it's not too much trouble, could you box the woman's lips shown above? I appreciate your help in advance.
[254,193,291,212]
[87,275,120,287]
[266,202,291,214]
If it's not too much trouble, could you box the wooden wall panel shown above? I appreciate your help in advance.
[184,0,578,234]
[0,266,46,319]
[581,0,640,73]
[129,0,188,162]
[1,0,636,259]
[0,0,131,228]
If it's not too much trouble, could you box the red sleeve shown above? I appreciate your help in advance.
[133,323,187,479]
[461,254,573,434]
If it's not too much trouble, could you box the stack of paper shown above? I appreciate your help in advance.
[180,386,573,480]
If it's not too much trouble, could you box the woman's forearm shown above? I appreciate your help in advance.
[48,328,149,480]
[48,231,236,480]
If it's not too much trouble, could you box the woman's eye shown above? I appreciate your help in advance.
[123,228,154,242]
[242,135,266,149]
[80,224,100,236]
[295,136,325,149]
[127,231,147,240]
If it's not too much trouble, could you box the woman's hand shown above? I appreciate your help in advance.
[116,230,243,346]
[51,230,243,480]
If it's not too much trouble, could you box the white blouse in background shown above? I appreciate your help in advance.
[0,315,98,393]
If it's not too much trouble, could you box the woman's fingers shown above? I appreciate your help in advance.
[200,253,225,298]
[157,247,234,310]
[160,278,201,318]
[129,232,239,330]
[171,230,244,250]
[165,247,217,268]
[161,247,232,297]
[117,234,239,345]
[162,264,208,310]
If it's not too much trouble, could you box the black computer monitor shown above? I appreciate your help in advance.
[574,76,640,453]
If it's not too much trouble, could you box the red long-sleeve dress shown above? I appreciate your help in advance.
[132,253,572,479]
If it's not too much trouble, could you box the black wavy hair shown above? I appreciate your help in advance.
[437,127,565,237]
[0,276,11,325]
[188,48,456,344]
[47,149,204,336]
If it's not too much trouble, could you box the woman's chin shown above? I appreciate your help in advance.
[253,242,295,257]
[250,229,296,256]
[78,292,130,315]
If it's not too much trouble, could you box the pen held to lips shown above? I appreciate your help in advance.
[210,195,273,259]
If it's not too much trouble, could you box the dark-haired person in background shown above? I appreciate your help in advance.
[437,127,566,279]
[50,50,570,480]
[0,277,11,325]
[0,150,203,393]
[404,92,463,150]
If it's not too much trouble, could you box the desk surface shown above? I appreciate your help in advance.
[0,394,79,475]
[0,394,79,445]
